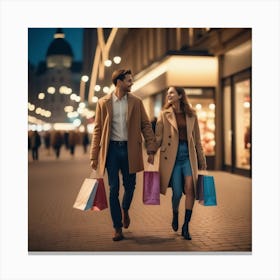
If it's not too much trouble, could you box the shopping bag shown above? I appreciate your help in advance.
[91,178,108,211]
[73,178,98,210]
[143,171,160,205]
[196,174,217,206]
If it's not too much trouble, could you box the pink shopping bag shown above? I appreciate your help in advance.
[143,171,160,205]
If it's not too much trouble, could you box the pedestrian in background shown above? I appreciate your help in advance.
[90,69,156,241]
[30,130,41,161]
[43,131,51,156]
[155,86,207,240]
[82,131,90,154]
[68,130,79,157]
[51,130,64,159]
[63,131,69,150]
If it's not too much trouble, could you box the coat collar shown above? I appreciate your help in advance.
[163,107,196,141]
[165,107,178,131]
[103,92,134,122]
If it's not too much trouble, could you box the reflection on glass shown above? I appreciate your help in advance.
[235,79,251,170]
[223,85,232,165]
[190,98,215,156]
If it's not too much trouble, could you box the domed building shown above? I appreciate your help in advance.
[28,28,83,127]
[46,28,73,68]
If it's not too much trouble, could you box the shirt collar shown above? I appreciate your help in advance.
[112,92,128,102]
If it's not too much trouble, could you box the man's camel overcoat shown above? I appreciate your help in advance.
[90,93,156,175]
[155,107,206,196]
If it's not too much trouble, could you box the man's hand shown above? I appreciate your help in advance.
[90,159,98,170]
[147,154,154,165]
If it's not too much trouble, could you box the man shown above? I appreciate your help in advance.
[90,69,156,241]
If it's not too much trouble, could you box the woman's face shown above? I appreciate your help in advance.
[167,87,181,105]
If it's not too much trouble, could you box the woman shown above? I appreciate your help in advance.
[155,86,207,240]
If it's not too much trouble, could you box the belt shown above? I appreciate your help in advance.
[110,140,128,146]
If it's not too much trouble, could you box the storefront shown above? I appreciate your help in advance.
[135,54,219,169]
[138,43,251,177]
[222,70,251,176]
[221,40,252,177]
[149,87,216,170]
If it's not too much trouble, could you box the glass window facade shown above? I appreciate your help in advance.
[222,72,251,176]
[223,85,232,165]
[234,79,251,170]
[187,88,215,156]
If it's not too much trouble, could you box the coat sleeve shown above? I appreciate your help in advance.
[155,111,163,151]
[139,100,156,154]
[193,115,207,169]
[89,101,102,161]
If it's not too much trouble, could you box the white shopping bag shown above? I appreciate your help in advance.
[73,178,98,210]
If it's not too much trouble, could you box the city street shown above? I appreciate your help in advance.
[28,145,252,253]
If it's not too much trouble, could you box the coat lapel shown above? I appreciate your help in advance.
[127,94,133,122]
[186,115,195,141]
[104,94,113,122]
[165,108,178,132]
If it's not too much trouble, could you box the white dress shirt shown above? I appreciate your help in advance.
[111,93,128,141]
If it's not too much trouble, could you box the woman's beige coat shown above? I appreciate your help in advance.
[90,93,156,175]
[155,107,206,196]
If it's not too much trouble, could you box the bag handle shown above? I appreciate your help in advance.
[198,169,209,176]
[90,169,100,179]
[146,163,158,172]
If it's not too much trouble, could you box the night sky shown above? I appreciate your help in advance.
[28,28,83,66]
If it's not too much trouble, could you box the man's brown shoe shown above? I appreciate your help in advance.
[112,228,124,241]
[122,210,130,229]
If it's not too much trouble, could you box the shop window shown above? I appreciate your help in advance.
[234,79,251,170]
[187,88,215,156]
[223,85,232,165]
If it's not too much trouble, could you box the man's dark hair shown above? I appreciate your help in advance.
[112,69,132,85]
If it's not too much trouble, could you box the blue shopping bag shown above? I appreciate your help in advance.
[196,174,217,206]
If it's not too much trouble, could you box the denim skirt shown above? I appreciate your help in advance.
[169,141,192,189]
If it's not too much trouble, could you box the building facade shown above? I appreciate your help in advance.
[83,28,252,177]
[28,28,83,130]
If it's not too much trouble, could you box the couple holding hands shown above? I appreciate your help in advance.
[90,69,207,241]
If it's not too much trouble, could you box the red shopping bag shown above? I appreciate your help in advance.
[143,171,160,205]
[91,178,108,211]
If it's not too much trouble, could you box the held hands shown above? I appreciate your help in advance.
[90,159,98,170]
[147,154,154,165]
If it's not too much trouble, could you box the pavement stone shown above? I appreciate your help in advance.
[28,145,252,253]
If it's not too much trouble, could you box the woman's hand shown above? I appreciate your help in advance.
[147,154,154,165]
[90,159,98,170]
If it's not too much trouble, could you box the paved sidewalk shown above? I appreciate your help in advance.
[28,146,252,253]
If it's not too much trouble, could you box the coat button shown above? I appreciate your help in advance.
[165,157,168,160]
[168,143,171,146]
[169,135,171,138]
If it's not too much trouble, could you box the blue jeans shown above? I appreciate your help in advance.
[105,141,136,229]
[169,141,192,212]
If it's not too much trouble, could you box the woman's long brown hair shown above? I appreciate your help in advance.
[163,86,196,117]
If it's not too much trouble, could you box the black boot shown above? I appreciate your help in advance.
[172,210,178,232]
[181,209,192,240]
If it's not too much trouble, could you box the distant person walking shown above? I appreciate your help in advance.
[69,130,79,156]
[43,131,51,156]
[51,130,64,159]
[30,130,41,161]
[82,131,90,154]
[90,69,156,241]
[155,86,207,240]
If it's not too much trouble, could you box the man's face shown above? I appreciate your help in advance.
[121,74,133,93]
